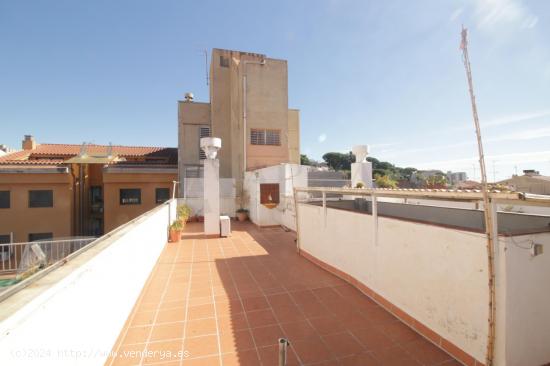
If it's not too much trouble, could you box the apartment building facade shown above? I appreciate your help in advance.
[0,135,177,243]
[178,48,300,192]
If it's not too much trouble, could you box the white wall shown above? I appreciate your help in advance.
[180,178,236,217]
[298,203,489,362]
[244,164,307,230]
[0,200,177,366]
[298,202,550,366]
[503,233,550,366]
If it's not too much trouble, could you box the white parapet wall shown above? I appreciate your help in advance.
[297,202,550,366]
[0,199,177,366]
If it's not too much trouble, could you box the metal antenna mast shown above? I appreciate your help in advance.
[204,49,209,86]
[460,26,496,366]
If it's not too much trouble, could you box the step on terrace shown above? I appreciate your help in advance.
[106,222,459,366]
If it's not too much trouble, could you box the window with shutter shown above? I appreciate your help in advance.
[250,129,280,146]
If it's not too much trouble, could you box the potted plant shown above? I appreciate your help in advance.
[235,189,250,221]
[355,181,365,189]
[169,220,183,242]
[177,204,192,223]
[236,208,249,222]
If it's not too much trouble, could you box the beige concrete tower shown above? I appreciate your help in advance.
[178,49,300,195]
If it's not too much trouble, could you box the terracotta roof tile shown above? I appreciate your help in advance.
[0,143,177,166]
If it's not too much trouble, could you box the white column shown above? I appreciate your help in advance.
[203,159,220,235]
[351,162,373,188]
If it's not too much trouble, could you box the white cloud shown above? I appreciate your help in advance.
[473,0,538,31]
[450,8,464,22]
[408,150,550,170]
[318,133,327,143]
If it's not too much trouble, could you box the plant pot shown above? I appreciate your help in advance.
[169,229,182,243]
[236,212,248,222]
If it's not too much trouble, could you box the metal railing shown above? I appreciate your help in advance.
[0,237,96,277]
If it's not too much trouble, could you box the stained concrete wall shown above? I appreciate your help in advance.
[298,202,550,365]
[298,203,489,361]
[502,232,550,366]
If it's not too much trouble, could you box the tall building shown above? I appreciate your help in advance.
[178,48,300,192]
[446,171,468,186]
[0,135,177,242]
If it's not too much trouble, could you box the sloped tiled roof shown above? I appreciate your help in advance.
[0,143,177,167]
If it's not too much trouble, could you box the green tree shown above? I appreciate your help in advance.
[374,174,398,188]
[300,154,311,165]
[322,152,353,171]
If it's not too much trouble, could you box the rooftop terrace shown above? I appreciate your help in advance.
[106,222,459,366]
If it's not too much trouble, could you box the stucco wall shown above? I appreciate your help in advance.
[103,172,176,233]
[0,172,73,241]
[297,203,489,362]
[245,164,307,229]
[503,232,550,366]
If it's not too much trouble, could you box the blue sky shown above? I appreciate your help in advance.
[1,0,549,181]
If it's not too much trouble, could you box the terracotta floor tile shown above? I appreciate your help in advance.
[121,325,151,345]
[351,327,395,351]
[108,223,459,366]
[130,311,156,327]
[292,336,334,364]
[280,320,317,342]
[266,293,294,307]
[156,308,186,323]
[111,343,145,366]
[246,308,278,328]
[218,313,249,333]
[372,345,422,366]
[272,304,304,323]
[142,339,183,364]
[250,324,285,347]
[187,303,215,320]
[309,315,345,335]
[403,338,453,365]
[242,296,270,312]
[180,355,220,365]
[150,322,185,342]
[185,318,217,338]
[322,332,364,358]
[378,321,422,343]
[257,344,300,366]
[184,335,219,359]
[219,329,255,354]
[221,349,260,366]
[339,351,379,366]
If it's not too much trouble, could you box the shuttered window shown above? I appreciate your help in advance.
[120,189,141,205]
[199,126,211,160]
[29,190,53,208]
[251,129,281,146]
[0,191,9,209]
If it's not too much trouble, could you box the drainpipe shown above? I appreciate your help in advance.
[242,59,266,176]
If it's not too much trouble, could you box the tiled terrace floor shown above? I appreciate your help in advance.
[106,222,460,366]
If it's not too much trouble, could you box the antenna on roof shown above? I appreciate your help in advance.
[107,142,113,158]
[460,26,495,366]
[79,142,88,158]
[204,49,209,86]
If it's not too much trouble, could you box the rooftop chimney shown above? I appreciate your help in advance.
[22,135,36,150]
